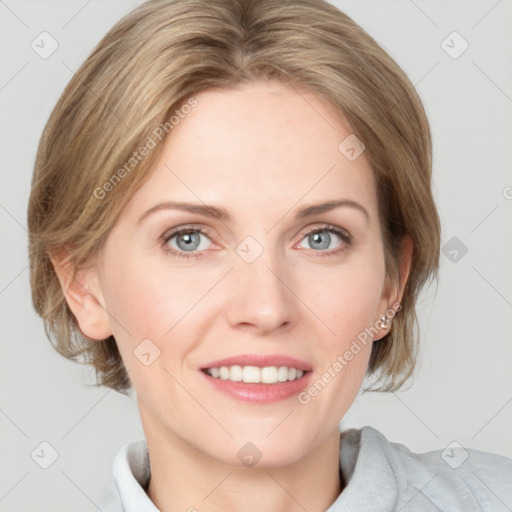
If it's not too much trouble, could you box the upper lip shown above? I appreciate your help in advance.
[200,354,312,372]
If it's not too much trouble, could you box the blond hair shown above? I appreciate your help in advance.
[28,0,440,394]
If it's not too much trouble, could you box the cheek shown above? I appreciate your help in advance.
[99,264,189,398]
[299,254,383,417]
[303,252,386,345]
[102,256,202,340]
[99,255,222,389]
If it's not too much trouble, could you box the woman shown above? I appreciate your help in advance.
[27,0,512,510]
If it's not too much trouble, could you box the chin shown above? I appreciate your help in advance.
[207,430,320,470]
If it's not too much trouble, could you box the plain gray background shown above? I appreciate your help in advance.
[1,0,511,510]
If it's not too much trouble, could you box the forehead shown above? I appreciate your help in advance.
[123,80,378,223]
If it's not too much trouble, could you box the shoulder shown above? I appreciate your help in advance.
[338,426,512,511]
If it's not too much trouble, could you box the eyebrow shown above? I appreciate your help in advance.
[296,199,369,223]
[138,199,370,224]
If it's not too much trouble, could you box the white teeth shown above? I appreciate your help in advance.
[205,365,306,384]
[261,366,278,384]
[242,366,261,383]
[277,366,289,382]
[229,365,243,382]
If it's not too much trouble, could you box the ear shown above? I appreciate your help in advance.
[51,251,113,340]
[375,234,414,339]
[392,234,414,306]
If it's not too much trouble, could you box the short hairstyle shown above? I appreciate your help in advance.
[28,0,440,395]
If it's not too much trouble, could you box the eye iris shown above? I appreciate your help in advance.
[309,231,331,250]
[177,232,200,251]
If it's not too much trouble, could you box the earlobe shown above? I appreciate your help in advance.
[375,235,414,340]
[51,252,112,340]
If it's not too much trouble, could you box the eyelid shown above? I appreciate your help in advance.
[162,223,350,243]
[297,223,353,247]
[160,222,352,259]
[162,223,215,243]
[294,223,353,256]
[161,224,219,260]
[300,223,351,239]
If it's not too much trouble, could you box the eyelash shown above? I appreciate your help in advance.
[161,223,352,260]
[161,225,212,260]
[300,224,352,257]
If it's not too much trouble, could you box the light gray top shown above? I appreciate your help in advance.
[97,426,512,511]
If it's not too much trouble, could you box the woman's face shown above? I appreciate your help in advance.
[90,80,397,466]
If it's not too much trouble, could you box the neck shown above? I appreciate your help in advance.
[141,409,343,512]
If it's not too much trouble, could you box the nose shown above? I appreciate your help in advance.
[224,249,298,336]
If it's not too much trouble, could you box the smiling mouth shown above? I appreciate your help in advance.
[202,365,308,384]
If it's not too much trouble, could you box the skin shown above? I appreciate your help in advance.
[55,80,412,512]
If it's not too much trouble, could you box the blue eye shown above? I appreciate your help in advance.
[162,224,351,260]
[164,228,213,258]
[299,226,350,253]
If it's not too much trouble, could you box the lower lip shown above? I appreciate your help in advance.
[201,371,312,403]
